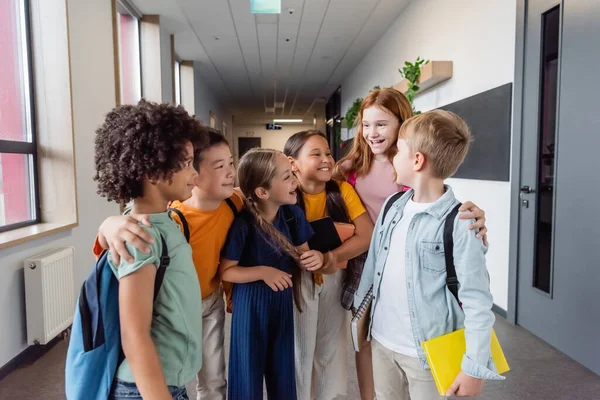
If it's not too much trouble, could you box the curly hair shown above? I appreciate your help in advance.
[94,99,208,204]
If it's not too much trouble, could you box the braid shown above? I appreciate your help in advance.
[245,197,304,311]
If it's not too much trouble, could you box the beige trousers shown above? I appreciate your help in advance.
[294,269,349,400]
[371,339,446,400]
[195,289,227,400]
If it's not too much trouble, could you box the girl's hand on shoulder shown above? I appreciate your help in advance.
[99,214,153,264]
[459,201,488,246]
[261,267,293,291]
[300,250,324,271]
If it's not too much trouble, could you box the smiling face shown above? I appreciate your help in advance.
[262,152,299,205]
[361,105,402,159]
[289,135,334,183]
[194,142,235,201]
[156,141,198,201]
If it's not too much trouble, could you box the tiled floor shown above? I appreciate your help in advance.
[1,315,600,399]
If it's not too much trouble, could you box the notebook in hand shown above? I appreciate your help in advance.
[308,217,355,268]
[351,286,373,352]
[421,328,510,396]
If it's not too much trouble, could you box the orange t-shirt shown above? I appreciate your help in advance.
[169,193,243,299]
[92,192,244,300]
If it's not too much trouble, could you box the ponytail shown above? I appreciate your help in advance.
[296,180,351,224]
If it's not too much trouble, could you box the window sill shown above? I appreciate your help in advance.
[0,221,78,250]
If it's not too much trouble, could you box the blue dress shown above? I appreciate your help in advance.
[221,205,314,400]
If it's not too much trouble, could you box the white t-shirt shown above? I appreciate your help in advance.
[371,198,433,356]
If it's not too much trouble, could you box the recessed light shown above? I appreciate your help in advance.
[273,119,303,123]
[212,35,220,40]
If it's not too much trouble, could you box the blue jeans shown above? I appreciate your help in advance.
[109,378,189,400]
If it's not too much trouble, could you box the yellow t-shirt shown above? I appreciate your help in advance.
[170,192,244,299]
[301,180,366,222]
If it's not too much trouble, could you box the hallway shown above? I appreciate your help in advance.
[2,316,600,399]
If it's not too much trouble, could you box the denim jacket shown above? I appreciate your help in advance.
[354,186,504,380]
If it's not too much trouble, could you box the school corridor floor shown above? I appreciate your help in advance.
[1,315,599,399]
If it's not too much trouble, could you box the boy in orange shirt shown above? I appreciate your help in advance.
[95,129,241,400]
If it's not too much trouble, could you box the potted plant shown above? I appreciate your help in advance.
[398,57,429,114]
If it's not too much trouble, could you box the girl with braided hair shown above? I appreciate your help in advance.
[219,148,324,400]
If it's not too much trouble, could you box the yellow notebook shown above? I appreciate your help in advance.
[421,328,510,396]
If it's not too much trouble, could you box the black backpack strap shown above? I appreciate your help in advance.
[168,208,190,242]
[153,234,171,302]
[225,197,239,217]
[444,203,462,305]
[381,191,407,225]
[282,206,297,235]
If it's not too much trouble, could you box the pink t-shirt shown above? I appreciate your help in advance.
[342,159,405,223]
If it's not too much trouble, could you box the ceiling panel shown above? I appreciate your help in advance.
[133,0,412,118]
[328,0,410,85]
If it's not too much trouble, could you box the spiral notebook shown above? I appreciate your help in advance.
[351,286,373,352]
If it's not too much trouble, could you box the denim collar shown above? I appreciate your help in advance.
[392,185,457,221]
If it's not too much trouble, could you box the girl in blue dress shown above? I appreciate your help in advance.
[220,148,324,400]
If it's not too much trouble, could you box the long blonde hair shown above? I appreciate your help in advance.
[335,88,413,180]
[237,148,303,310]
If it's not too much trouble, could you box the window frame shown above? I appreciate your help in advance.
[0,0,41,234]
[115,0,143,105]
[174,55,182,105]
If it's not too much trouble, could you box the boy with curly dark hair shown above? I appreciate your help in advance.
[94,99,207,400]
[95,126,243,400]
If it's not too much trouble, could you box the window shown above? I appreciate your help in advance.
[174,58,181,105]
[116,0,142,104]
[0,0,40,233]
[209,111,216,129]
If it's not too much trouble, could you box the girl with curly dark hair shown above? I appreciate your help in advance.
[94,100,205,400]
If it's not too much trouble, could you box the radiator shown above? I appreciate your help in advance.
[24,247,75,345]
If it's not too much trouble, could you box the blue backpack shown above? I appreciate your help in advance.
[65,235,170,400]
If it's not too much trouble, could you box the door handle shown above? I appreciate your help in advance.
[520,185,535,194]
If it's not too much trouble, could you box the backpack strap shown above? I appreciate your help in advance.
[153,234,171,301]
[443,203,462,305]
[282,206,297,236]
[225,197,239,217]
[381,191,408,225]
[168,208,190,242]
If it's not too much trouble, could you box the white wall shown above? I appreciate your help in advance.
[341,0,517,310]
[0,0,118,367]
[232,124,311,159]
[193,65,232,143]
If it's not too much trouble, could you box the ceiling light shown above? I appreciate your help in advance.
[273,119,302,123]
[251,0,281,14]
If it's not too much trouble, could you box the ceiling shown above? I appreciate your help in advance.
[130,0,411,119]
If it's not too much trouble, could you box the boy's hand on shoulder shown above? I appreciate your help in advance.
[446,371,484,397]
[260,266,293,292]
[459,201,488,246]
[300,250,324,271]
[99,214,153,264]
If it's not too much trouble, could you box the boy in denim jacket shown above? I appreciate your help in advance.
[354,110,504,399]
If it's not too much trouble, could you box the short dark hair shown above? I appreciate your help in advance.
[94,99,208,204]
[194,127,230,170]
